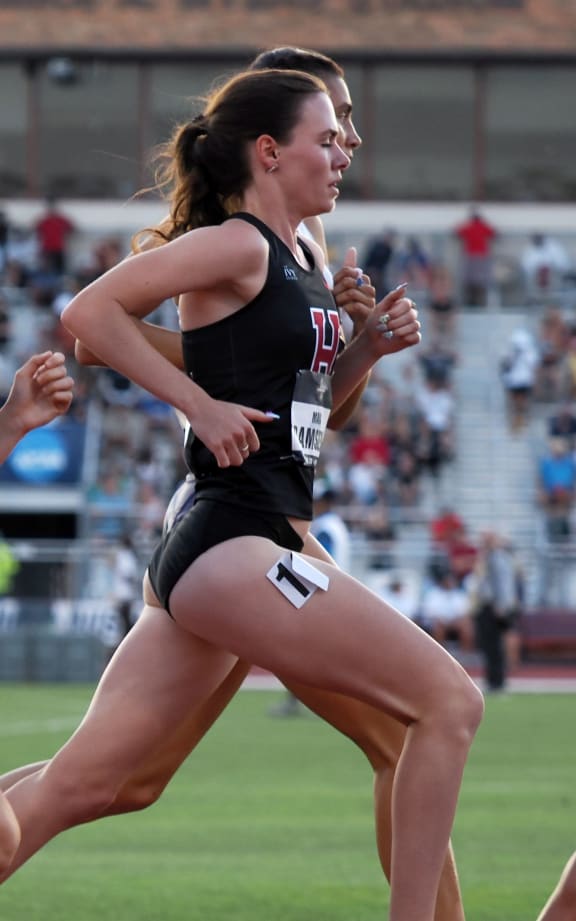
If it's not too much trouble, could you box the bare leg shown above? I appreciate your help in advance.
[164,538,483,921]
[537,852,576,921]
[1,535,468,919]
[286,680,465,921]
[2,607,239,879]
[0,646,465,921]
[288,539,466,921]
[0,793,20,875]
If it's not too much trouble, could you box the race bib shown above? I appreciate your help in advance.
[291,370,332,467]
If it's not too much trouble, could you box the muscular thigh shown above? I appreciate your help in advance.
[69,605,239,776]
[291,533,406,766]
[169,536,467,725]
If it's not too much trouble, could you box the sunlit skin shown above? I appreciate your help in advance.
[0,68,472,921]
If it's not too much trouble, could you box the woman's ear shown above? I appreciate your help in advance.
[255,134,279,174]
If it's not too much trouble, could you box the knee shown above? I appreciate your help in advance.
[455,677,485,740]
[435,672,485,747]
[112,779,166,814]
[0,802,20,875]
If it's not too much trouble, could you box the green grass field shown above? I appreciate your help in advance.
[0,684,574,920]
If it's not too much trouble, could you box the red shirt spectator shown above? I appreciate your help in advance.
[349,412,391,466]
[430,507,465,546]
[35,199,75,275]
[349,435,390,466]
[448,536,478,584]
[455,212,496,257]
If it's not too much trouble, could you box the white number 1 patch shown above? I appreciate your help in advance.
[266,552,330,609]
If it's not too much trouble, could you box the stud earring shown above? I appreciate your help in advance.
[266,164,278,174]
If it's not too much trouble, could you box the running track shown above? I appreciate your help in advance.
[244,664,576,694]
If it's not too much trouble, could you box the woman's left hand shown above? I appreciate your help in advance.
[362,284,421,357]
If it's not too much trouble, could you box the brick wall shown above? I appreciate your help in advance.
[1,0,576,54]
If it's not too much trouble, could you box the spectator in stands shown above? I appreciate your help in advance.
[347,453,387,506]
[417,336,458,388]
[347,410,391,505]
[415,376,455,480]
[363,503,398,570]
[557,326,576,401]
[548,402,576,450]
[52,275,82,321]
[87,468,133,541]
[396,235,430,290]
[361,227,395,300]
[310,483,352,573]
[369,570,420,622]
[0,348,74,873]
[34,197,76,277]
[28,253,62,310]
[429,513,478,590]
[468,530,523,693]
[2,259,31,305]
[4,224,36,288]
[430,506,465,549]
[500,327,540,431]
[388,445,420,507]
[133,480,165,545]
[134,445,166,491]
[111,534,141,640]
[520,232,570,303]
[537,436,576,543]
[454,208,497,307]
[419,568,475,654]
[387,408,423,505]
[92,237,124,276]
[535,307,570,403]
[427,262,457,339]
[348,410,390,466]
[446,527,479,588]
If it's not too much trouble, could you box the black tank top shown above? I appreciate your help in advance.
[182,213,341,519]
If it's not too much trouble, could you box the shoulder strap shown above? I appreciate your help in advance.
[229,212,316,272]
[227,211,272,238]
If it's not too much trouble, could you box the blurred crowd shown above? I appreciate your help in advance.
[2,199,576,661]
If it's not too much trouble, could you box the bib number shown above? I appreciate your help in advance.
[291,370,332,467]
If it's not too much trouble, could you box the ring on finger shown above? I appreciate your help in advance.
[240,443,250,453]
[377,313,391,331]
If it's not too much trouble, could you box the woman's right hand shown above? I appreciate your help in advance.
[332,247,376,337]
[187,394,276,468]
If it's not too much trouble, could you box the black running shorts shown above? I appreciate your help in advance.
[148,498,304,615]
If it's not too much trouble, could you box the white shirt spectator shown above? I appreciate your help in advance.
[420,579,470,625]
[521,233,569,288]
[500,329,540,390]
[311,509,351,572]
[416,382,455,432]
[368,571,420,620]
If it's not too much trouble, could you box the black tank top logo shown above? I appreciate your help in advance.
[310,308,340,374]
